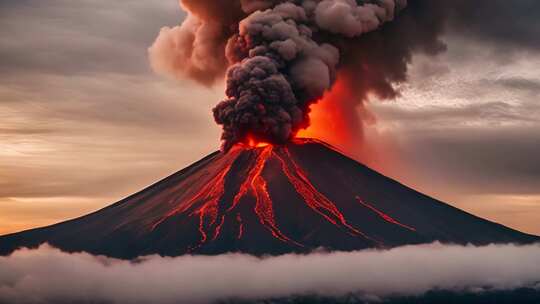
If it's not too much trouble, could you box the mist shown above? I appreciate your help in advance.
[1,243,539,303]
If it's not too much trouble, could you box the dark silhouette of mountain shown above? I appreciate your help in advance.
[0,139,537,259]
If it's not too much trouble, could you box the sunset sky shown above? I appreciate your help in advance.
[1,0,539,236]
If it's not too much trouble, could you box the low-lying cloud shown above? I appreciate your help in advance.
[1,243,539,304]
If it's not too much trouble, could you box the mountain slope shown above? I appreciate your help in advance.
[1,139,537,259]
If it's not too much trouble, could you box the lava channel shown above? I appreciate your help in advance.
[355,196,416,232]
[275,147,379,244]
[229,146,302,246]
[151,164,232,246]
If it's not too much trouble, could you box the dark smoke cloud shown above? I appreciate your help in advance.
[333,0,540,120]
[318,0,449,151]
[216,0,410,149]
[1,243,540,304]
[150,0,407,150]
[447,0,540,51]
[149,0,540,150]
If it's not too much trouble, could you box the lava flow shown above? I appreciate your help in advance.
[355,196,416,232]
[150,163,234,251]
[228,146,301,246]
[151,141,379,250]
[274,148,374,241]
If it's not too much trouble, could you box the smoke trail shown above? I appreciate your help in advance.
[1,243,540,303]
[150,0,407,150]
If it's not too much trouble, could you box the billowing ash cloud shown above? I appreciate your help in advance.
[148,1,243,85]
[1,243,540,303]
[150,0,407,150]
[149,1,540,150]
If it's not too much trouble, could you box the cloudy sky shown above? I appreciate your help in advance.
[0,0,539,236]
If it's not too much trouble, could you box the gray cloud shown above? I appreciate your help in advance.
[0,243,539,304]
[394,126,540,195]
[493,78,540,93]
[0,0,222,205]
[0,0,181,77]
[0,73,221,200]
[362,38,540,202]
[374,101,538,127]
[447,1,540,52]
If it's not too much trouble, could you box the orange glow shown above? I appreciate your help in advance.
[295,76,397,176]
[297,79,363,148]
[246,136,271,148]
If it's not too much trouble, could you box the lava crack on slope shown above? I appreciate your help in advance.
[275,147,378,244]
[355,196,416,232]
[150,164,232,232]
[152,144,393,250]
[236,213,244,240]
[229,146,302,246]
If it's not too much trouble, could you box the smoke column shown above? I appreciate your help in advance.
[150,0,407,150]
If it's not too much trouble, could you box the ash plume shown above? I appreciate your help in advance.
[148,1,243,85]
[149,0,540,150]
[151,0,407,150]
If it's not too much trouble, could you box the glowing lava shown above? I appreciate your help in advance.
[229,146,301,246]
[275,148,376,242]
[355,196,416,232]
[246,135,271,148]
[151,165,232,232]
[236,213,244,239]
[151,141,380,250]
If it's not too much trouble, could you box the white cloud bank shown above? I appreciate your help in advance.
[0,243,539,303]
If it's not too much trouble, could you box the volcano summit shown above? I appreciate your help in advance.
[0,139,537,259]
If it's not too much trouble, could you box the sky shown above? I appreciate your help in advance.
[0,0,539,236]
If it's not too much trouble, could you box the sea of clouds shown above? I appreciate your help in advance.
[0,242,539,303]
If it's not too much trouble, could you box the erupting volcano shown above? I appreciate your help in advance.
[1,139,537,259]
[1,0,539,260]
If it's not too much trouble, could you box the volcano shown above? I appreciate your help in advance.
[0,139,537,258]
